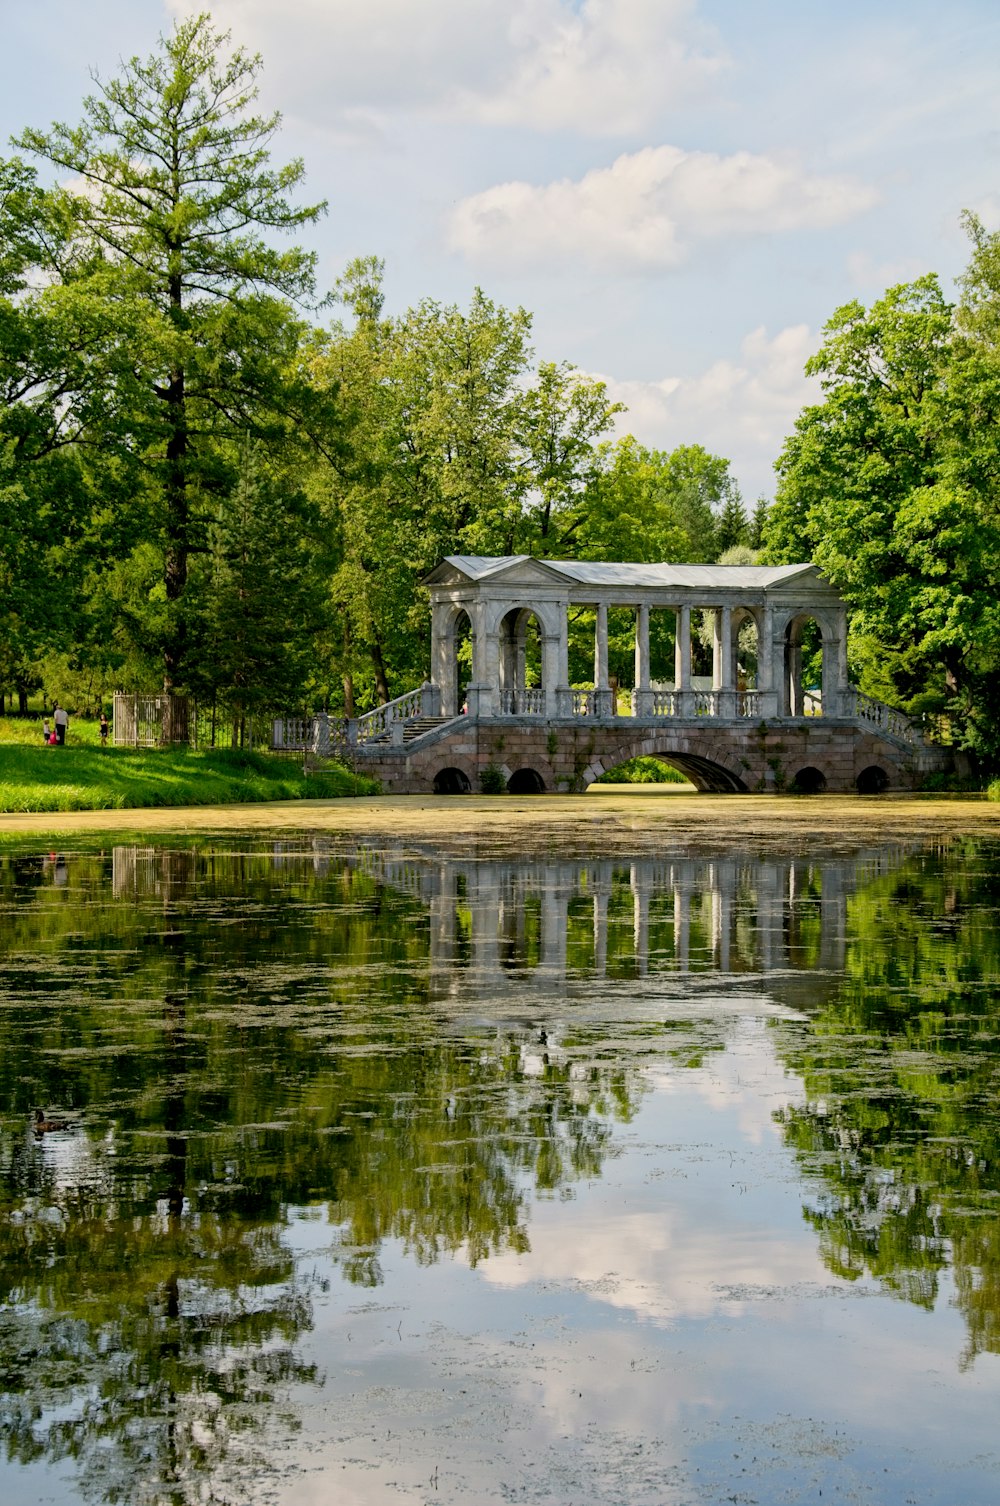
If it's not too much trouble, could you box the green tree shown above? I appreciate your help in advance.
[185,442,325,731]
[761,276,1000,749]
[514,360,623,554]
[575,437,732,563]
[313,271,536,706]
[17,14,329,697]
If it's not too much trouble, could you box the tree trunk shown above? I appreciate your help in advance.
[371,632,391,706]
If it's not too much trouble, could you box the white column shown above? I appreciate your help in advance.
[634,603,652,715]
[713,604,735,716]
[712,605,734,689]
[551,600,572,716]
[594,601,609,688]
[432,603,456,715]
[675,604,693,714]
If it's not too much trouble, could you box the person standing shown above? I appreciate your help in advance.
[42,717,51,744]
[99,712,110,747]
[53,703,68,745]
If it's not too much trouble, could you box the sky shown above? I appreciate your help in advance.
[3,0,1000,502]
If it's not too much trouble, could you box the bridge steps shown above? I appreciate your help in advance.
[368,716,450,745]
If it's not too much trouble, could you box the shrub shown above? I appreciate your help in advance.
[479,763,507,795]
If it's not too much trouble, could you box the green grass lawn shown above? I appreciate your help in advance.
[0,720,376,811]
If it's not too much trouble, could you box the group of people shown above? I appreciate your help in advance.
[40,708,110,746]
[41,705,69,746]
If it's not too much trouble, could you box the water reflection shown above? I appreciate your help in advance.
[1,834,999,1503]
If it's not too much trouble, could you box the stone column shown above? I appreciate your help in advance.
[823,607,849,718]
[468,599,498,717]
[433,603,456,716]
[713,604,735,717]
[594,601,613,717]
[675,604,694,716]
[548,600,572,718]
[634,603,652,716]
[756,605,778,717]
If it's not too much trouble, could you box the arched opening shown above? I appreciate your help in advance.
[732,608,760,708]
[433,766,472,795]
[791,766,827,794]
[856,765,890,794]
[452,608,473,716]
[594,757,690,786]
[783,615,825,716]
[507,767,546,794]
[585,750,748,793]
[499,608,544,713]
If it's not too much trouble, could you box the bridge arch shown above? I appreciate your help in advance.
[432,763,474,794]
[507,767,546,794]
[586,736,751,793]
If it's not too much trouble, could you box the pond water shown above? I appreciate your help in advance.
[1,824,999,1505]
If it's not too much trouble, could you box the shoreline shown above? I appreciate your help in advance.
[1,790,998,851]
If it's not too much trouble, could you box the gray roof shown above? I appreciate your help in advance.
[441,555,814,589]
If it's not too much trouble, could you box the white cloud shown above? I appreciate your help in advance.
[595,324,819,497]
[458,0,725,135]
[167,0,724,134]
[448,146,878,272]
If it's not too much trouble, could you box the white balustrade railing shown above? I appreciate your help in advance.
[572,689,595,716]
[628,689,677,716]
[353,686,424,743]
[803,691,823,717]
[736,691,759,718]
[842,688,918,745]
[499,688,546,715]
[694,690,717,716]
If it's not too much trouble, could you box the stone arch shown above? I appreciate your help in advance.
[498,606,545,711]
[433,765,472,794]
[790,765,827,794]
[584,735,750,793]
[436,602,474,717]
[731,606,761,701]
[856,764,890,794]
[507,767,546,794]
[778,609,837,717]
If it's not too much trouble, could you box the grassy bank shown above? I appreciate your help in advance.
[0,740,376,812]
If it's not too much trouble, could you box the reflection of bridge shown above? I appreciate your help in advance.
[279,556,950,794]
[340,841,907,1016]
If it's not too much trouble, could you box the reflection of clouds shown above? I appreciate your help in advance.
[483,1018,818,1324]
[652,1014,807,1148]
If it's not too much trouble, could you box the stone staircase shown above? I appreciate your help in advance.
[367,715,451,746]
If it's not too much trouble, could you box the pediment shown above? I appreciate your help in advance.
[765,564,842,603]
[423,555,571,592]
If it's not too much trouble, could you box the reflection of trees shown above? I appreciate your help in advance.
[773,840,1000,1367]
[0,842,640,1501]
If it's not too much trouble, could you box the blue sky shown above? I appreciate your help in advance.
[4,0,999,500]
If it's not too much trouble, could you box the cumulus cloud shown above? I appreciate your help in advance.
[166,0,723,134]
[596,324,820,497]
[448,145,878,271]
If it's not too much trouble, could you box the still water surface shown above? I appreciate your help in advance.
[1,827,999,1505]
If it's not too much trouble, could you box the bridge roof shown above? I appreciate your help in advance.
[435,555,816,589]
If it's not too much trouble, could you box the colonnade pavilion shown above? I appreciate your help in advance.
[423,555,850,722]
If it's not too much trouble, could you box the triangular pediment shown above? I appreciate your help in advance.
[765,564,840,601]
[423,555,571,590]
